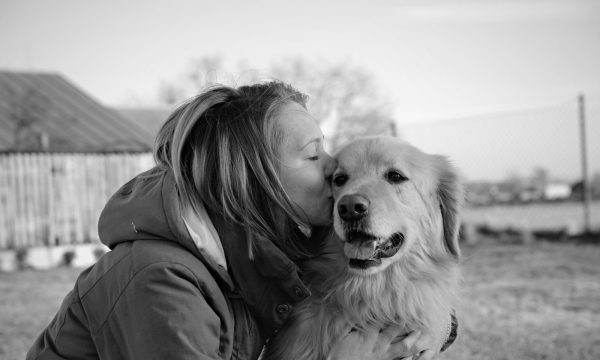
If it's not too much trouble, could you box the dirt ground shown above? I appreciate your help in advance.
[1,241,599,360]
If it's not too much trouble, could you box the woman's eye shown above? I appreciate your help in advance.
[333,174,348,186]
[308,155,320,161]
[387,170,408,184]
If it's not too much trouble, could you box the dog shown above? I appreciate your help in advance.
[263,136,462,360]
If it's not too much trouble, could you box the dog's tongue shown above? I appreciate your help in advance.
[343,240,377,260]
[344,233,405,261]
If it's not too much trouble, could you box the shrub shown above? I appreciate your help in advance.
[15,247,28,270]
[92,247,107,260]
[62,250,76,267]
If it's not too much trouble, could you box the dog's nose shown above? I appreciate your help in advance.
[338,194,370,221]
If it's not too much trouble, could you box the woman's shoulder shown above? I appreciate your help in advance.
[79,240,224,300]
[128,240,223,289]
[64,240,240,358]
[129,239,201,268]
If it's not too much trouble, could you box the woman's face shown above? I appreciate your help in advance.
[276,102,336,226]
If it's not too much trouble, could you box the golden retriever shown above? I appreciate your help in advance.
[263,136,462,360]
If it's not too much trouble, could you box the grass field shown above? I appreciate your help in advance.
[1,241,599,360]
[445,241,600,360]
[0,267,79,360]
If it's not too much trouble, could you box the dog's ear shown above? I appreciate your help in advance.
[433,155,463,259]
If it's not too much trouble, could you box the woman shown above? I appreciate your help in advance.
[27,81,454,359]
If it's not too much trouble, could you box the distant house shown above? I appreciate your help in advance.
[544,183,572,201]
[0,71,156,250]
[518,187,544,203]
[114,106,172,144]
[0,71,153,153]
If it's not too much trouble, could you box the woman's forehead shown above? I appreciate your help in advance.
[276,102,322,147]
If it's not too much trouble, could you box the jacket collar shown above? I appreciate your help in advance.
[182,206,228,270]
[100,167,314,338]
[158,170,236,290]
[162,169,316,336]
[209,215,312,337]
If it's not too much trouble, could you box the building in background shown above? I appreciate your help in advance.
[0,71,154,152]
[115,106,171,142]
[0,71,155,255]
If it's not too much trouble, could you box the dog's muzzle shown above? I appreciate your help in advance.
[345,231,405,270]
[337,194,370,221]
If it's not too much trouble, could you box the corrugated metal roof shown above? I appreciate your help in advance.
[0,71,154,153]
[114,107,173,145]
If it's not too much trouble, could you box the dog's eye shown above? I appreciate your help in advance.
[386,170,408,184]
[333,174,348,187]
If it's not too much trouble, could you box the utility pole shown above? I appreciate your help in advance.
[578,94,592,234]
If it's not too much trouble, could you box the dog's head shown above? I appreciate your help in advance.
[332,136,462,276]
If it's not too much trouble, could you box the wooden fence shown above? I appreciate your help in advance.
[0,153,154,249]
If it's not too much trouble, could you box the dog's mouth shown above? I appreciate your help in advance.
[346,231,405,269]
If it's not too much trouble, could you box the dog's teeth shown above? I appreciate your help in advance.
[373,232,405,259]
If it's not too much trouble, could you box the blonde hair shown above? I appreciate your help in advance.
[154,81,312,259]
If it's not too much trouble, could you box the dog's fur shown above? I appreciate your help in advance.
[263,137,462,360]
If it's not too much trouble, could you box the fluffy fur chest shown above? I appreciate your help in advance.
[328,260,459,333]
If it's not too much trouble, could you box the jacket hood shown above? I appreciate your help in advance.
[98,167,316,337]
[98,168,234,289]
[99,168,188,249]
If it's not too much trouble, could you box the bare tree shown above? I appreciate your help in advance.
[157,80,185,106]
[157,55,228,105]
[270,57,394,150]
[157,56,395,149]
[530,166,549,189]
[500,170,526,202]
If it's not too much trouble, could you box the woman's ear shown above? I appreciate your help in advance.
[433,155,463,259]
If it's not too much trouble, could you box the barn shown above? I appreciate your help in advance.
[0,71,164,268]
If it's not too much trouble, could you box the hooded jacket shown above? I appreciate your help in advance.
[27,168,314,360]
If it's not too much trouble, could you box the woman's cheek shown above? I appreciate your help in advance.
[308,166,327,193]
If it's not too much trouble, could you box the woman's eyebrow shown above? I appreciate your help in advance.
[299,137,322,150]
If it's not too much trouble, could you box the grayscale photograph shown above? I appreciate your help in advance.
[0,1,599,359]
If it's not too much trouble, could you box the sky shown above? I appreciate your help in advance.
[1,0,599,181]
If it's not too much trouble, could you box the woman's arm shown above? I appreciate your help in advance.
[103,263,225,360]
